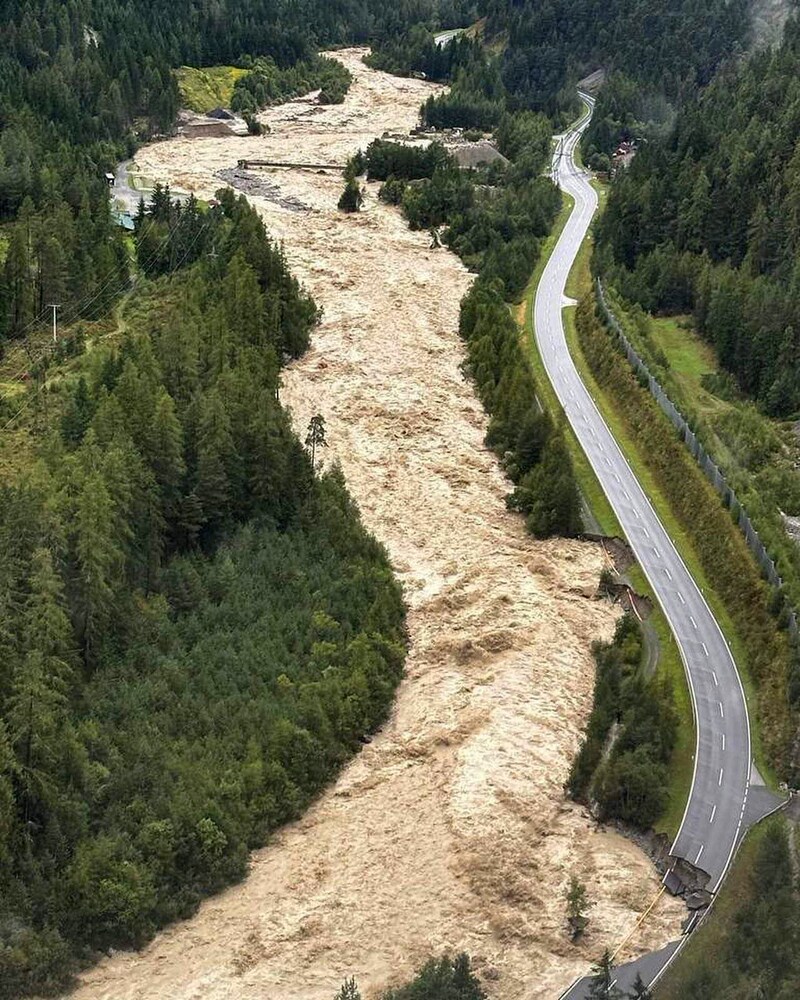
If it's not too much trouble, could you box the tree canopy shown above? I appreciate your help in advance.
[0,186,405,996]
[596,16,800,416]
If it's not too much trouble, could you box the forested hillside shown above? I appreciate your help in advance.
[596,16,800,417]
[485,0,749,114]
[0,0,753,346]
[2,0,793,994]
[0,0,475,345]
[0,186,405,996]
[366,0,750,153]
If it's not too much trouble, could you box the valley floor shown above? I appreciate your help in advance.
[68,49,682,1000]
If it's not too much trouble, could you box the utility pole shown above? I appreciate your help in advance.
[48,303,60,343]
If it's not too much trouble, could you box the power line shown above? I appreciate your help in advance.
[0,216,214,430]
[0,208,208,407]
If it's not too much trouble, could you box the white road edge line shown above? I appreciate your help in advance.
[540,99,754,974]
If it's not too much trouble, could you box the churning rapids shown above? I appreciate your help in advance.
[71,48,682,1000]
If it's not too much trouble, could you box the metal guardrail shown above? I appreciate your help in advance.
[595,277,799,642]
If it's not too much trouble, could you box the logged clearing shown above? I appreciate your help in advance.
[70,49,683,1000]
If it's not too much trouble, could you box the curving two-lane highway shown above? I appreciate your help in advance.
[538,98,762,995]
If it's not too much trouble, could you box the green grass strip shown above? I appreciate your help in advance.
[516,196,622,539]
[563,302,776,792]
[517,187,696,837]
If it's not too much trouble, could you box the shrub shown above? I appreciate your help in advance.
[338,179,363,213]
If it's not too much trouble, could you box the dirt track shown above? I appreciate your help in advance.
[69,49,682,1000]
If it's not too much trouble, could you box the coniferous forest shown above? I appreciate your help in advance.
[596,16,800,416]
[1,0,799,995]
[0,184,406,995]
[485,0,749,114]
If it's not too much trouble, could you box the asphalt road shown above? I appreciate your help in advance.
[536,96,753,895]
[112,160,189,215]
[113,160,146,215]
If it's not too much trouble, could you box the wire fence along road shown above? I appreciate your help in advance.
[595,281,799,643]
[535,98,768,996]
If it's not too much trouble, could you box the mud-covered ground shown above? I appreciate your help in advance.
[69,49,683,1000]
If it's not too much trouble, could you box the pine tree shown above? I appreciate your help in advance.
[74,471,123,666]
[588,951,623,999]
[305,414,327,469]
[7,548,73,810]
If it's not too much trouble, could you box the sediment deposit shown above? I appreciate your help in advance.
[70,48,683,1000]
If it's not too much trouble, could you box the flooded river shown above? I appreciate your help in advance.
[71,48,682,1000]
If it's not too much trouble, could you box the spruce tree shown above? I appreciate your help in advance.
[588,951,623,999]
[74,472,123,666]
[7,548,73,808]
[195,391,236,533]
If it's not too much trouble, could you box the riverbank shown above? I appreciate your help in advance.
[68,49,682,1000]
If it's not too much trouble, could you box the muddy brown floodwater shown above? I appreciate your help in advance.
[69,48,683,1000]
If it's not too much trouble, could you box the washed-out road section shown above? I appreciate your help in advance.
[540,99,781,997]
